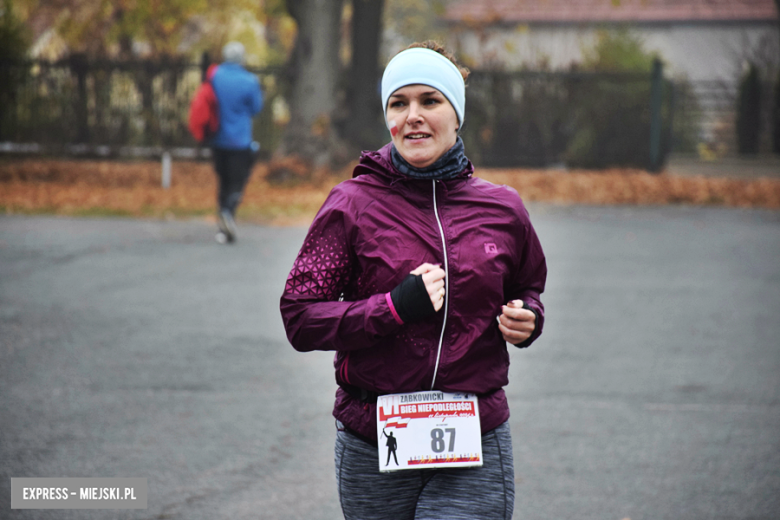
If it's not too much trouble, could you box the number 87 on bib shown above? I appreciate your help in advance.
[376,391,483,472]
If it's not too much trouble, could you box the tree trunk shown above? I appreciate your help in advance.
[346,0,385,151]
[278,0,346,167]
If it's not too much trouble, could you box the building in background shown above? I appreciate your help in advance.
[443,0,780,156]
[443,0,779,83]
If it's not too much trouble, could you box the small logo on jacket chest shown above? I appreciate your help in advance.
[484,242,498,255]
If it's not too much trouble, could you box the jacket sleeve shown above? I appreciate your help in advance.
[506,203,547,348]
[280,188,402,352]
[188,83,214,142]
[251,76,263,116]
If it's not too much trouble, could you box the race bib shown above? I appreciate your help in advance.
[376,391,482,472]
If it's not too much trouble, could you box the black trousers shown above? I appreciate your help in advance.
[212,148,255,215]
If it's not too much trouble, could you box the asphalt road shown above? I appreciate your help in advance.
[1,204,779,520]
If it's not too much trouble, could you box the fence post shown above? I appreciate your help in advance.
[200,52,210,82]
[70,53,90,144]
[161,151,172,188]
[668,81,676,155]
[649,58,664,172]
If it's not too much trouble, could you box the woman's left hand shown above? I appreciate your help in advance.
[497,300,536,344]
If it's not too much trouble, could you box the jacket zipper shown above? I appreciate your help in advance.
[430,179,449,390]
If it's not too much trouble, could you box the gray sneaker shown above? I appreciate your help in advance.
[218,210,237,243]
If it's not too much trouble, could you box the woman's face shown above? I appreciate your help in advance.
[386,84,459,169]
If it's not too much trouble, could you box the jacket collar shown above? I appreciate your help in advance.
[352,143,474,184]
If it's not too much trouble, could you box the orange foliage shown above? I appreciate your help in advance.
[478,168,780,208]
[1,159,779,227]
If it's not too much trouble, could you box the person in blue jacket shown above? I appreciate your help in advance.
[210,41,263,244]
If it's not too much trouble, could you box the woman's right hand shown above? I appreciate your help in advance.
[410,263,446,312]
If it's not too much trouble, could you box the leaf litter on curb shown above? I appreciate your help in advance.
[1,159,778,226]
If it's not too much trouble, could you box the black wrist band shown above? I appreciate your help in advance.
[389,274,436,324]
[513,302,539,348]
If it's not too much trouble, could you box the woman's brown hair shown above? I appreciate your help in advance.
[401,40,470,82]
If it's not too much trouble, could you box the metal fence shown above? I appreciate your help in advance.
[0,57,284,158]
[671,79,778,157]
[460,68,673,169]
[3,57,770,168]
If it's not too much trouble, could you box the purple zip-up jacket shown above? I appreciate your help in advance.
[280,143,547,443]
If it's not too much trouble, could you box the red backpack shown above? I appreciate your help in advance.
[188,64,220,143]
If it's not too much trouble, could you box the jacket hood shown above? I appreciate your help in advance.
[352,142,474,183]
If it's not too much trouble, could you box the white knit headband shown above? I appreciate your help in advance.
[381,48,466,128]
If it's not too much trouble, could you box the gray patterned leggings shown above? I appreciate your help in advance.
[335,421,515,520]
